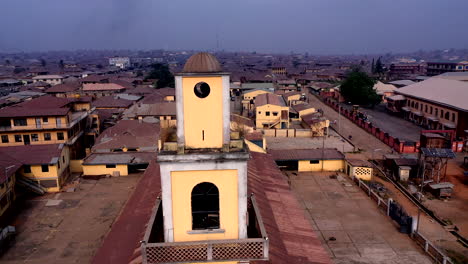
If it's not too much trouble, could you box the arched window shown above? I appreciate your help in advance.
[415,102,419,109]
[435,108,438,116]
[191,182,220,230]
[440,110,444,118]
[445,112,450,120]
[430,106,433,115]
[452,113,456,122]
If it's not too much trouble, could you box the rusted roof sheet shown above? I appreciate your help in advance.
[255,93,285,107]
[0,152,22,184]
[83,83,125,91]
[269,148,344,161]
[92,96,134,108]
[182,52,223,73]
[231,114,255,128]
[92,119,160,151]
[292,103,314,112]
[83,152,155,165]
[45,82,80,93]
[248,152,332,264]
[346,159,372,167]
[92,159,160,264]
[0,95,71,117]
[0,144,64,165]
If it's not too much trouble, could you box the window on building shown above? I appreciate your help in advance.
[14,135,22,142]
[309,160,320,164]
[43,117,49,123]
[31,134,39,141]
[44,133,51,141]
[106,164,116,168]
[452,113,456,122]
[62,156,65,163]
[266,111,270,116]
[273,112,278,116]
[430,107,433,115]
[23,165,31,173]
[445,112,449,120]
[191,182,220,230]
[440,110,444,118]
[425,105,428,112]
[1,135,8,143]
[57,132,64,140]
[13,118,27,126]
[435,108,438,116]
[41,164,49,172]
[258,111,261,115]
[415,102,418,109]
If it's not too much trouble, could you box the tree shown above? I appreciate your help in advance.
[146,63,174,88]
[40,59,46,67]
[340,67,380,106]
[59,59,64,69]
[5,59,10,65]
[374,57,384,75]
[371,58,375,73]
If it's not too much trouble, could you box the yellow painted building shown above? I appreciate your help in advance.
[269,148,345,172]
[146,53,268,263]
[1,144,70,193]
[82,164,128,176]
[298,159,344,172]
[254,93,289,129]
[0,159,20,218]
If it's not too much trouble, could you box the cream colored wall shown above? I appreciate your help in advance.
[243,90,270,100]
[182,76,224,148]
[298,108,316,118]
[0,174,15,216]
[82,164,128,176]
[348,165,373,181]
[255,104,289,129]
[73,103,91,111]
[171,169,238,242]
[298,159,344,172]
[8,116,68,130]
[70,160,83,173]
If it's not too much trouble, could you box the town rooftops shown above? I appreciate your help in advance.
[388,80,415,86]
[92,96,134,109]
[293,103,315,112]
[435,72,468,82]
[45,83,80,93]
[269,148,344,161]
[182,52,223,73]
[92,119,160,152]
[0,152,22,184]
[123,102,176,118]
[373,81,397,94]
[83,83,125,91]
[32,74,63,80]
[0,144,64,165]
[254,93,285,107]
[396,78,468,111]
[0,95,71,117]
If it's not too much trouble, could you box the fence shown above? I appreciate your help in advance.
[350,175,454,264]
[263,128,312,138]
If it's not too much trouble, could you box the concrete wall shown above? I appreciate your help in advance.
[298,159,344,172]
[70,159,83,173]
[263,128,312,138]
[82,164,128,176]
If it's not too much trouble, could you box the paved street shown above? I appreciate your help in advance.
[290,171,432,264]
[308,93,393,159]
[360,104,422,142]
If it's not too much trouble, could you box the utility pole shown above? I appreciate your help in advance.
[321,132,325,171]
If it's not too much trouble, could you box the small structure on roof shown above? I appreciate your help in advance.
[269,148,345,172]
[417,148,456,187]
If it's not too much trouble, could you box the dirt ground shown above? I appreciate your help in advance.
[0,174,141,264]
[289,171,432,264]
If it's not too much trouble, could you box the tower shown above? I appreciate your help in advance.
[158,52,249,243]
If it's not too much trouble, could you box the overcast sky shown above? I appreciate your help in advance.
[1,0,468,54]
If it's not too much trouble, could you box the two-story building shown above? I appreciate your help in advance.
[0,96,91,159]
[254,93,289,129]
[32,75,64,85]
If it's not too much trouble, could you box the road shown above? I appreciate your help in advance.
[307,93,393,159]
[289,171,432,264]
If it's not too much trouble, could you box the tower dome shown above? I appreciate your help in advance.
[182,52,222,73]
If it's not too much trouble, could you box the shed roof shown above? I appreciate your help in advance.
[254,93,285,107]
[0,144,64,165]
[269,148,344,161]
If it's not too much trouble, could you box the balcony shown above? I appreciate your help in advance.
[0,112,88,132]
[141,196,269,264]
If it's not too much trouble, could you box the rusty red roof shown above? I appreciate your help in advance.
[92,96,134,108]
[182,52,223,73]
[83,83,125,91]
[0,152,22,184]
[269,148,344,161]
[46,83,80,93]
[255,93,285,107]
[0,95,71,117]
[0,144,64,165]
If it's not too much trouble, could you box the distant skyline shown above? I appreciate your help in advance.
[1,0,468,55]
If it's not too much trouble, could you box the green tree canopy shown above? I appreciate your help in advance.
[146,63,174,88]
[340,67,380,106]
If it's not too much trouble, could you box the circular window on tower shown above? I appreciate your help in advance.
[194,82,210,98]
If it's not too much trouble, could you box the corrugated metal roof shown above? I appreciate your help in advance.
[269,148,344,161]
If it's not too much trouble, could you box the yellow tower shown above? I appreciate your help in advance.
[158,53,249,243]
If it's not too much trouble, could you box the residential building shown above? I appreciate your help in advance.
[389,63,425,76]
[292,103,316,118]
[301,112,330,136]
[345,159,373,181]
[426,61,468,76]
[82,83,126,97]
[82,119,159,176]
[0,96,91,159]
[32,75,64,85]
[396,78,468,136]
[269,148,345,172]
[92,96,134,110]
[254,93,289,129]
[241,88,271,111]
[0,154,21,218]
[122,102,176,128]
[282,91,305,106]
[373,81,397,102]
[109,57,130,69]
[0,144,70,192]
